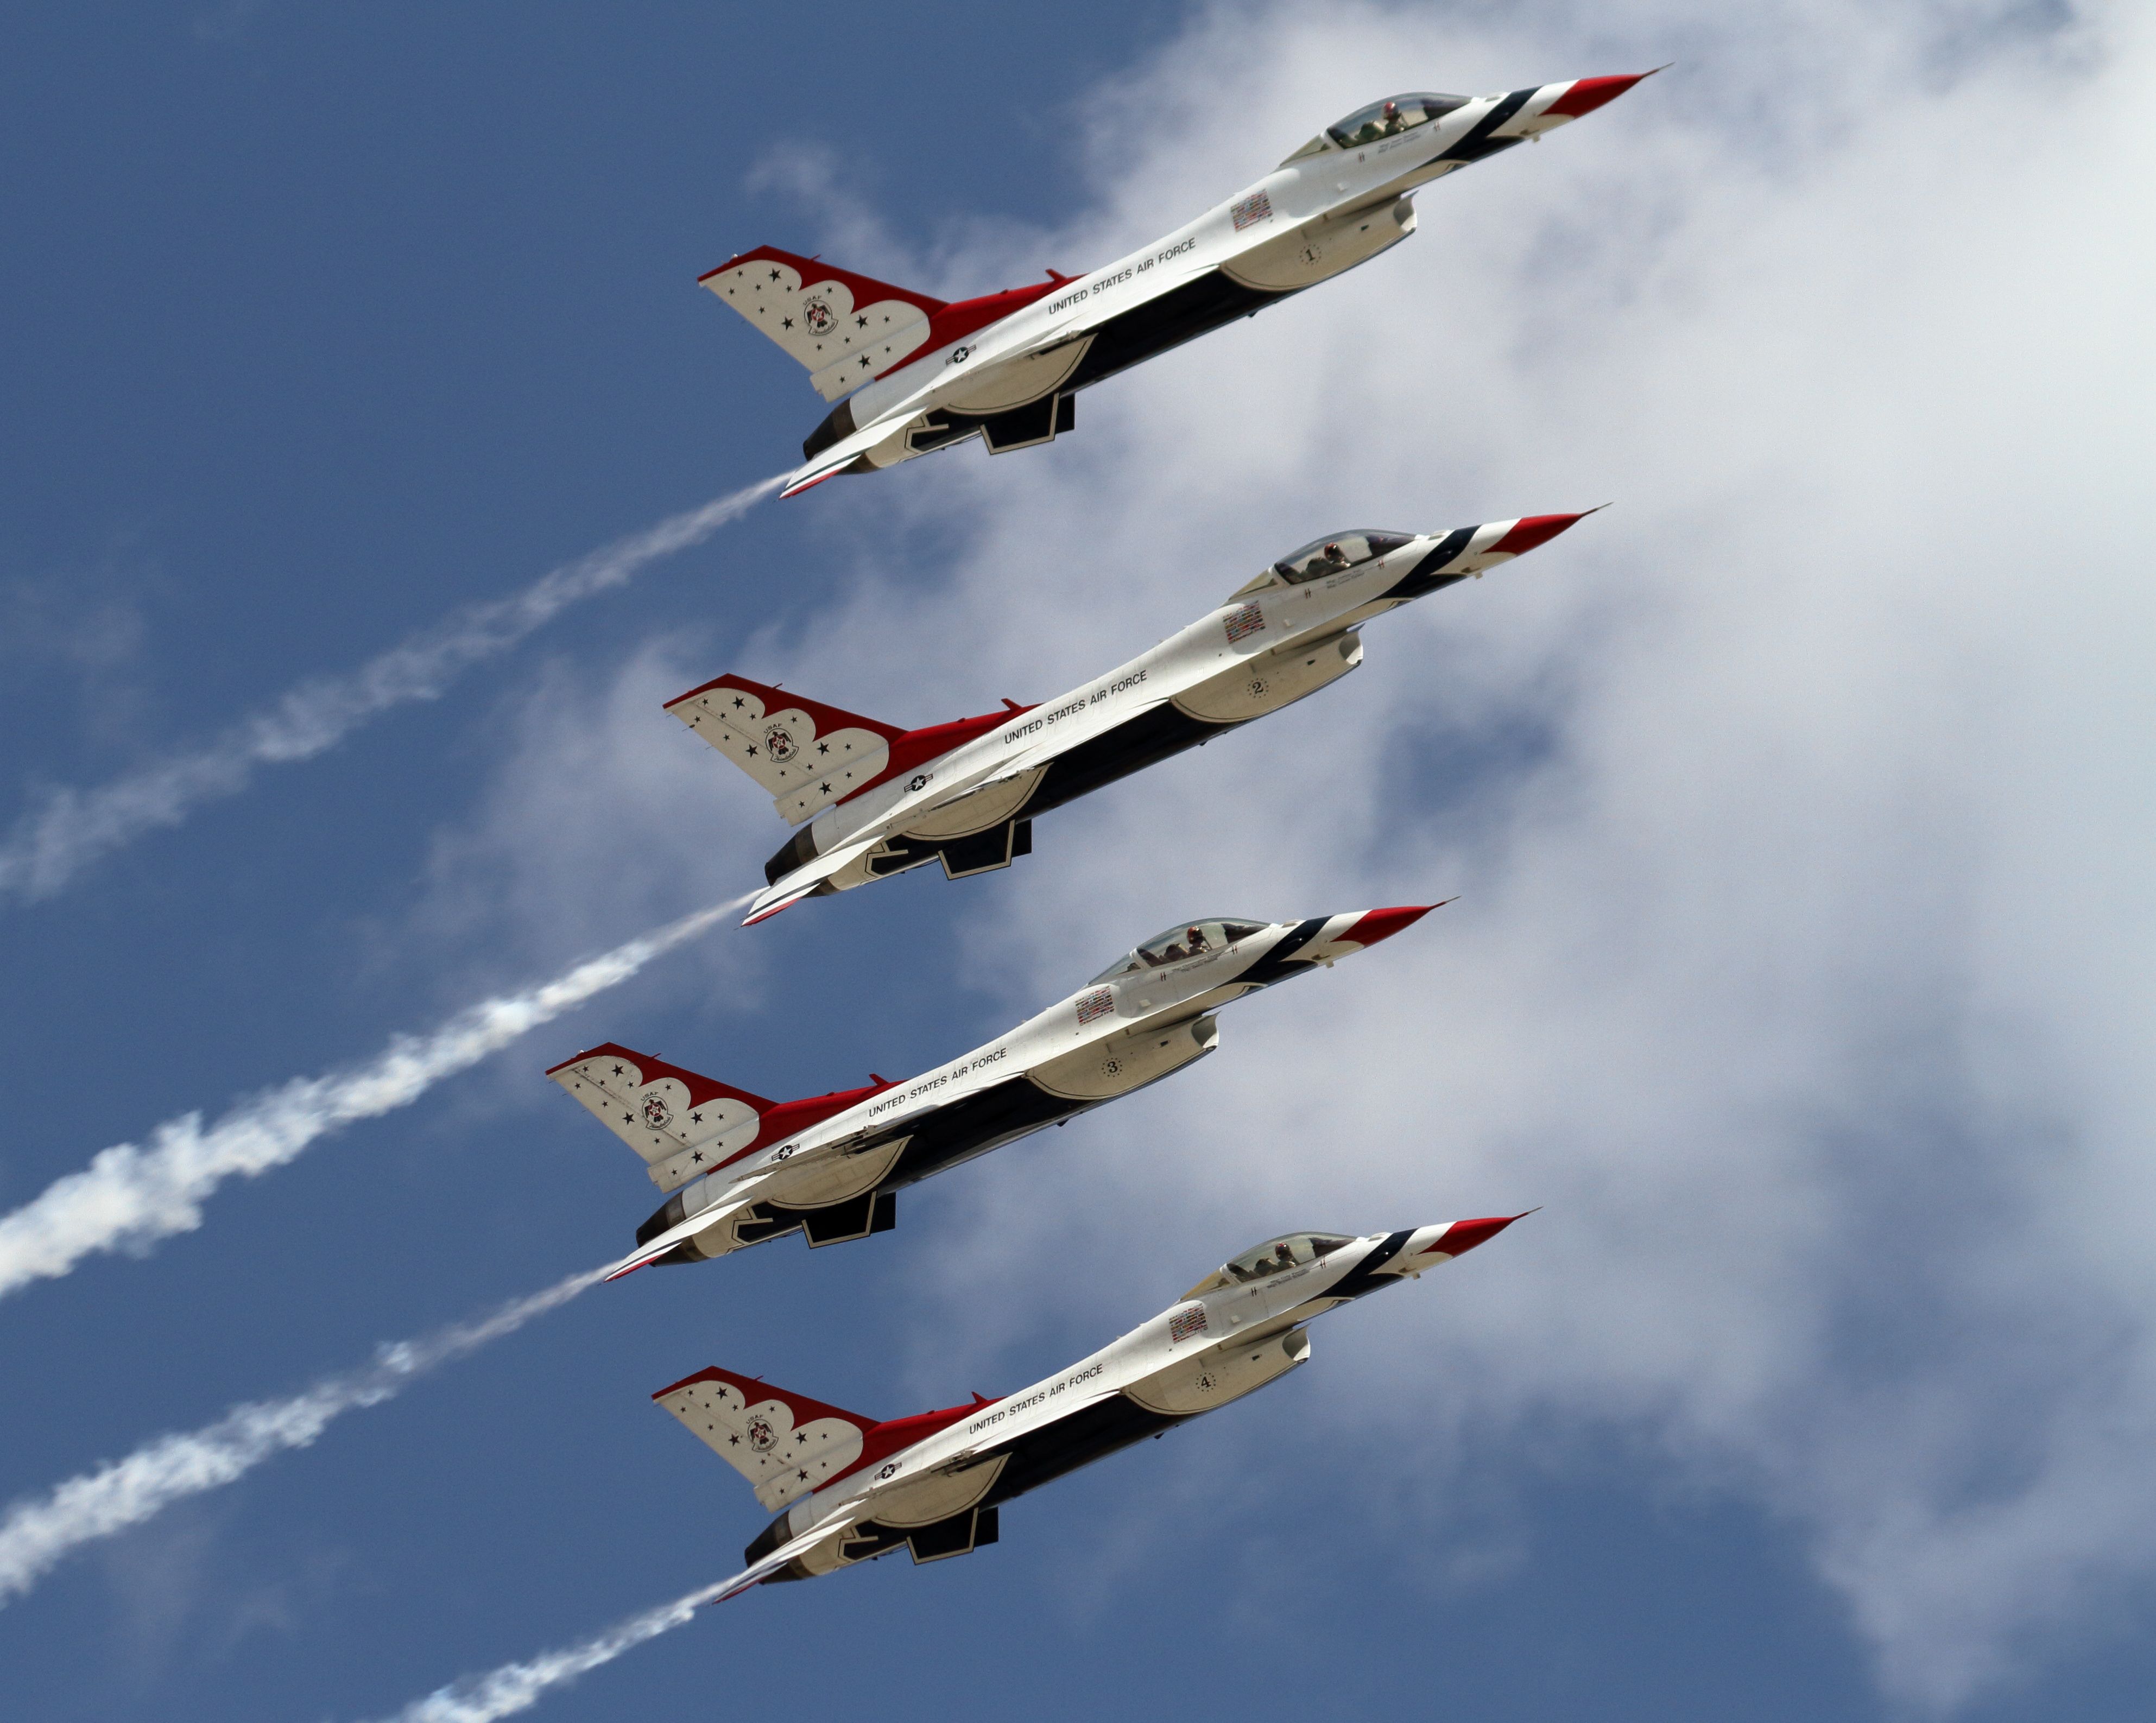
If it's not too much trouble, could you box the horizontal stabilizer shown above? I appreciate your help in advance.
[699,246,945,402]
[655,1364,878,1512]
[667,673,905,824]
[547,1043,773,1193]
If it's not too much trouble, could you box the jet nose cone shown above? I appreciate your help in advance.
[1489,511,1594,557]
[1342,902,1450,949]
[1418,1212,1533,1261]
[1544,71,1659,119]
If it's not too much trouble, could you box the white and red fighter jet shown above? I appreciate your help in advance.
[660,1216,1523,1596]
[550,907,1437,1278]
[700,75,1652,496]
[674,509,1589,926]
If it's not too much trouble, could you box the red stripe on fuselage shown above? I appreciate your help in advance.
[817,1395,1002,1494]
[877,280,1067,382]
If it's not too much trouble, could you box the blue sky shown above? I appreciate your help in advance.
[4,3,2153,1720]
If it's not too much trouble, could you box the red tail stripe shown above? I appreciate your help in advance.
[652,1363,876,1429]
[545,1041,775,1113]
[697,245,947,319]
[663,672,907,745]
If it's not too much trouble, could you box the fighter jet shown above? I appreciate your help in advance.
[549,906,1437,1278]
[659,1215,1523,1598]
[700,74,1652,496]
[676,509,1588,927]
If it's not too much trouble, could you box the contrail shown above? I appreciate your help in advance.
[0,476,782,905]
[0,1265,604,1606]
[0,896,748,1301]
[364,1580,726,1723]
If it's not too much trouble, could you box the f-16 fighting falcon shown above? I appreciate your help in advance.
[549,905,1435,1278]
[701,74,1651,496]
[661,1216,1523,1598]
[681,510,1589,926]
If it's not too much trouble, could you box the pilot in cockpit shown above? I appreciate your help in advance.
[1184,925,1209,956]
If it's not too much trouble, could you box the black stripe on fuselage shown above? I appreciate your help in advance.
[1318,1229,1417,1302]
[1381,526,1478,602]
[1026,700,1234,819]
[1074,269,1294,389]
[1438,88,1534,163]
[902,271,1296,453]
[977,1391,1188,1512]
[656,1078,1090,1256]
[1232,916,1333,987]
[879,1075,1091,1188]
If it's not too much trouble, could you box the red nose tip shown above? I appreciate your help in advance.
[1542,71,1656,120]
[1420,1212,1532,1259]
[1348,903,1447,947]
[1490,512,1590,557]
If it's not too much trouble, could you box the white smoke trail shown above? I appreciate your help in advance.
[0,896,748,1301]
[0,1265,604,1605]
[367,1581,727,1723]
[0,476,782,905]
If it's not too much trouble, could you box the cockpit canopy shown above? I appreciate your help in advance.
[1275,529,1418,583]
[1089,918,1269,986]
[1331,92,1468,147]
[1234,528,1418,598]
[1280,93,1468,163]
[1183,1231,1360,1298]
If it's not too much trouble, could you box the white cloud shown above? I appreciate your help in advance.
[404,1,2154,1709]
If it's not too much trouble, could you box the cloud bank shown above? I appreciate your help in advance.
[0,477,779,907]
[0,899,741,1301]
[406,0,2153,1710]
[0,1266,602,1606]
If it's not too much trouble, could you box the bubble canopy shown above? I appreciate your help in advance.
[1089,918,1270,985]
[1272,529,1418,584]
[1327,93,1468,148]
[1184,1232,1361,1298]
